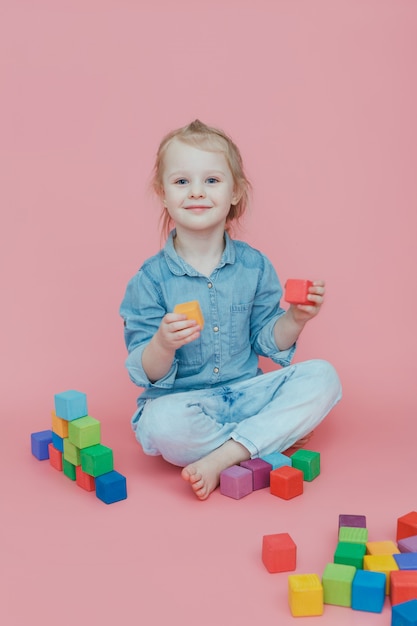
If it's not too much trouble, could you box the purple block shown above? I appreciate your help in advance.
[394,553,417,570]
[339,514,367,529]
[31,430,53,460]
[240,458,272,490]
[220,465,253,500]
[398,535,417,553]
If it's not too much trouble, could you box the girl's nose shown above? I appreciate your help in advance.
[189,181,205,198]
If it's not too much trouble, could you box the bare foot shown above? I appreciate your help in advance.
[181,440,250,500]
[283,431,314,457]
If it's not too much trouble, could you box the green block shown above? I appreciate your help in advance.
[339,526,368,544]
[290,449,320,481]
[68,416,101,449]
[322,562,356,607]
[80,444,113,477]
[63,438,81,466]
[63,457,76,480]
[334,542,366,568]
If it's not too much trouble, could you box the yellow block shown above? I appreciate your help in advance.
[51,410,69,438]
[366,541,400,555]
[363,554,398,594]
[174,301,204,329]
[288,574,324,617]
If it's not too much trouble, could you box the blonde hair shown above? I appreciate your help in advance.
[151,119,251,238]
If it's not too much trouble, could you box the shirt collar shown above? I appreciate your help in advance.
[163,229,236,276]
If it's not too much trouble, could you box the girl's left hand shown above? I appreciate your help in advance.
[290,280,325,323]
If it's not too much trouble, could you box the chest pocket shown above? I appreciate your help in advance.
[230,302,253,356]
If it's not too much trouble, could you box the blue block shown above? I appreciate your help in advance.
[51,432,64,452]
[54,390,88,421]
[392,599,417,626]
[351,569,386,613]
[260,451,292,470]
[31,430,53,460]
[95,471,127,504]
[394,553,417,570]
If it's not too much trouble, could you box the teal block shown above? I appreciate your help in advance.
[351,570,386,613]
[260,451,292,470]
[52,432,64,452]
[290,449,320,481]
[96,471,127,504]
[392,599,417,625]
[54,390,88,421]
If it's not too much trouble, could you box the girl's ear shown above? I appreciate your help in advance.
[231,187,243,206]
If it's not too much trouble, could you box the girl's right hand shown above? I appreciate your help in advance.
[156,313,201,351]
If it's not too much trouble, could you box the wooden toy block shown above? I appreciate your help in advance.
[322,562,356,607]
[398,512,417,541]
[339,514,366,529]
[288,574,323,617]
[63,457,76,480]
[366,540,400,555]
[363,554,398,594]
[63,438,81,466]
[391,570,417,606]
[240,458,272,490]
[75,465,95,492]
[399,536,417,553]
[220,465,253,499]
[31,430,53,460]
[173,300,204,329]
[54,390,88,421]
[394,553,417,570]
[338,526,368,544]
[51,411,69,438]
[284,279,313,305]
[51,432,64,452]
[80,444,114,477]
[270,466,303,500]
[262,533,296,573]
[391,599,417,626]
[68,416,101,449]
[48,443,63,471]
[351,569,386,613]
[290,449,320,481]
[95,470,127,504]
[260,451,292,470]
[334,541,366,569]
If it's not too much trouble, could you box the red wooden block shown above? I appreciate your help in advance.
[390,570,417,606]
[76,464,96,492]
[262,532,297,573]
[284,279,313,305]
[270,466,304,500]
[48,442,63,471]
[397,512,417,541]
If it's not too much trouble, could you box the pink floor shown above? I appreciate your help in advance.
[3,393,414,626]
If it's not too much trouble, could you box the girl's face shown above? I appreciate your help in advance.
[161,139,240,236]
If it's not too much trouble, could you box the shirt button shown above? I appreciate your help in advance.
[207,282,213,288]
[213,326,219,332]
[213,367,219,374]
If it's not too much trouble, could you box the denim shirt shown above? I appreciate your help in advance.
[119,230,296,402]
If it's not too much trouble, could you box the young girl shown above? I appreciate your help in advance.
[120,120,342,500]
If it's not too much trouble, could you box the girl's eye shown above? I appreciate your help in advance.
[206,177,219,184]
[175,178,188,185]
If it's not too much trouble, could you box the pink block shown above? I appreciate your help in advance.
[398,535,417,553]
[220,465,253,499]
[240,458,272,490]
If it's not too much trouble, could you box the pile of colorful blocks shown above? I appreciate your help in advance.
[219,448,320,499]
[31,390,127,505]
[262,511,417,623]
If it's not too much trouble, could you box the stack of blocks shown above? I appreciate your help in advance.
[261,509,417,621]
[31,390,127,504]
[219,448,321,500]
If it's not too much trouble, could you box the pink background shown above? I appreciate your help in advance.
[1,1,416,624]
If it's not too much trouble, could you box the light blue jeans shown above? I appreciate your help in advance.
[135,359,342,466]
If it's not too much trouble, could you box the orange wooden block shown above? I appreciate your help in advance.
[173,301,204,329]
[48,442,63,471]
[390,570,417,606]
[284,279,313,305]
[270,466,304,500]
[51,410,69,438]
[397,512,417,541]
[76,465,96,492]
